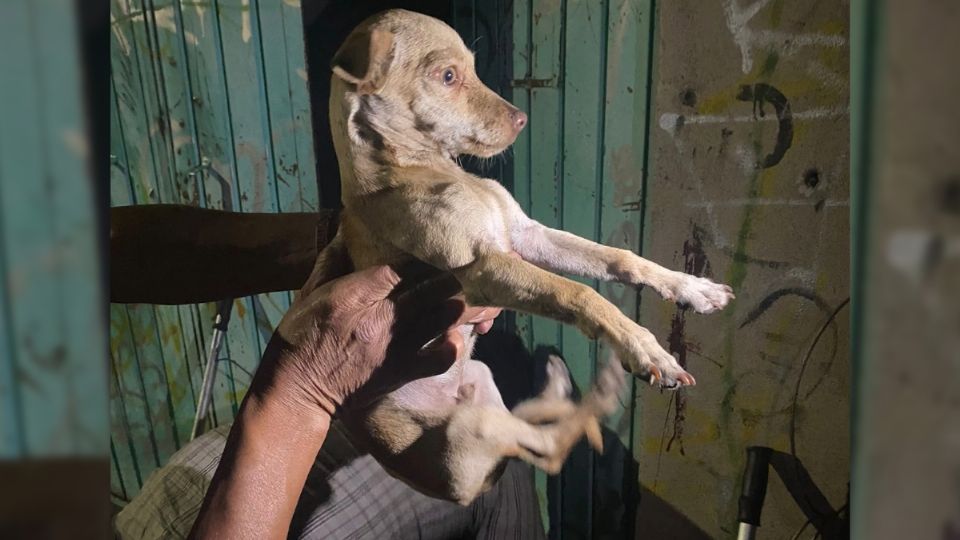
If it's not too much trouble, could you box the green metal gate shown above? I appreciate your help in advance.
[109,0,317,502]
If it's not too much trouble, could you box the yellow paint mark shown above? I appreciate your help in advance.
[166,363,186,403]
[232,389,251,403]
[819,20,846,36]
[814,270,830,294]
[792,121,810,150]
[818,46,846,75]
[697,89,737,116]
[235,299,246,319]
[755,160,779,198]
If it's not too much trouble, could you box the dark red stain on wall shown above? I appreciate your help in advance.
[666,226,712,455]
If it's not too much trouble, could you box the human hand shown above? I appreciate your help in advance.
[190,265,501,540]
[248,265,501,417]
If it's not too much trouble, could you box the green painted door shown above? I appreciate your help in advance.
[511,0,654,536]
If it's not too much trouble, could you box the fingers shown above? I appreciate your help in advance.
[392,273,463,319]
[329,265,459,313]
[332,265,403,304]
[461,306,502,335]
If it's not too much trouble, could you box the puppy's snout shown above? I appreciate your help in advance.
[508,108,528,132]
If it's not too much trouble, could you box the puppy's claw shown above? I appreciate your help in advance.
[584,418,603,452]
[647,365,663,386]
[544,354,573,399]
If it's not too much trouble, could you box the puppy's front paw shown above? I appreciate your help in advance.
[617,331,695,389]
[668,274,734,314]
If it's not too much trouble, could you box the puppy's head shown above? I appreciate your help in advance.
[331,10,526,160]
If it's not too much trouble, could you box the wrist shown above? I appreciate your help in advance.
[241,384,332,442]
[190,385,331,540]
[251,333,342,420]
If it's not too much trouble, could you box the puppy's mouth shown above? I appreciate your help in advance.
[460,133,516,159]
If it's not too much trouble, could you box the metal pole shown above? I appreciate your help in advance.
[737,446,772,540]
[190,299,233,440]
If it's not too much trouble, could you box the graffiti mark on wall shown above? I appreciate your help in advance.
[735,83,792,169]
[738,287,831,329]
[656,99,848,249]
[722,0,847,74]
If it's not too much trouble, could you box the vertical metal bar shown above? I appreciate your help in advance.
[190,299,232,440]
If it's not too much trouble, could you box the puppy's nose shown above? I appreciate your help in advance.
[509,109,528,132]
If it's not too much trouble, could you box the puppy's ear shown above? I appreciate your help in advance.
[331,28,395,94]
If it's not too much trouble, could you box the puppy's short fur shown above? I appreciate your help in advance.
[299,10,734,505]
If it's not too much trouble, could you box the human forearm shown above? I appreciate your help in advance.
[110,205,338,304]
[188,389,330,540]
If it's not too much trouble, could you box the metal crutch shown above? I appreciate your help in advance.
[190,298,233,440]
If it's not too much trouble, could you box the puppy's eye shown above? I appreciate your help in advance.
[442,67,457,86]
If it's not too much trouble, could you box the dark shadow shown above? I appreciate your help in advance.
[635,485,712,540]
[473,329,542,408]
[1,459,111,539]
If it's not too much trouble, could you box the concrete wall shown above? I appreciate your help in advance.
[635,1,850,537]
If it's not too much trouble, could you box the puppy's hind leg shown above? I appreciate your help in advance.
[446,356,627,504]
[511,354,576,424]
[514,355,625,457]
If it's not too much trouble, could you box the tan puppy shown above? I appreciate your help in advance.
[299,9,734,505]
